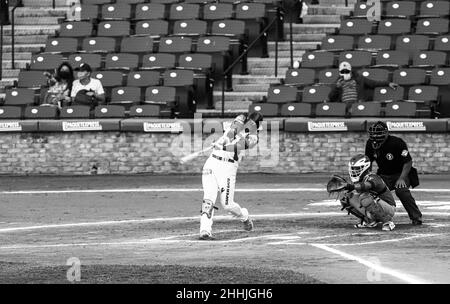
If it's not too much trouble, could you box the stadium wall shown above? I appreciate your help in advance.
[0,131,449,175]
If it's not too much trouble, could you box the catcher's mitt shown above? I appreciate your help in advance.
[326,174,349,194]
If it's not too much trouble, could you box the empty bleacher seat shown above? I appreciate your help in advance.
[17,71,48,88]
[4,88,36,106]
[412,51,447,67]
[59,105,91,119]
[384,102,417,117]
[430,67,450,85]
[135,20,169,36]
[315,103,346,117]
[24,106,59,119]
[267,86,298,103]
[68,53,102,70]
[395,35,430,57]
[339,19,373,36]
[378,19,411,35]
[169,3,200,20]
[163,70,194,87]
[352,1,375,18]
[357,35,391,51]
[91,71,124,88]
[173,20,207,36]
[374,50,409,68]
[393,68,427,86]
[280,103,311,117]
[129,104,161,117]
[301,51,335,69]
[30,54,63,71]
[110,87,141,105]
[320,36,354,52]
[0,106,22,119]
[59,22,93,37]
[408,86,439,102]
[373,86,405,102]
[94,105,126,118]
[419,1,450,18]
[350,102,382,117]
[284,68,315,86]
[135,3,166,20]
[127,71,160,87]
[415,18,449,35]
[359,68,390,83]
[210,20,246,37]
[76,4,99,20]
[158,36,192,53]
[45,38,78,54]
[433,35,450,51]
[317,69,339,84]
[385,1,416,18]
[178,54,212,71]
[302,85,332,103]
[101,3,132,20]
[97,21,130,37]
[82,37,116,53]
[120,36,154,53]
[144,86,176,105]
[105,53,139,70]
[203,3,233,20]
[248,103,278,117]
[338,51,372,68]
[142,53,176,70]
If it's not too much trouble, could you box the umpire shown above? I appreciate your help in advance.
[365,121,423,225]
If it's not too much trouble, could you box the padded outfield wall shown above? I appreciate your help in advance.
[0,118,449,175]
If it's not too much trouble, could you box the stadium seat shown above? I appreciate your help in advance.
[407,86,439,102]
[105,53,139,70]
[17,71,48,88]
[317,69,339,84]
[163,70,194,87]
[91,71,124,88]
[59,22,93,37]
[68,53,102,70]
[24,105,59,119]
[144,86,176,105]
[158,36,192,53]
[385,1,416,18]
[97,21,130,37]
[169,3,200,20]
[248,103,278,117]
[235,3,266,19]
[352,1,375,18]
[162,70,196,116]
[196,36,232,77]
[395,35,430,57]
[412,51,447,67]
[127,71,161,87]
[315,102,346,117]
[76,4,99,20]
[82,37,116,53]
[433,35,450,52]
[378,19,411,35]
[110,87,141,105]
[350,102,382,117]
[178,54,212,71]
[120,36,154,54]
[320,35,354,52]
[415,18,449,35]
[384,102,417,117]
[357,35,391,51]
[267,86,298,103]
[280,103,312,117]
[210,20,246,37]
[358,68,390,83]
[129,104,161,117]
[302,85,332,103]
[373,51,409,68]
[338,51,372,68]
[135,3,166,20]
[300,51,335,69]
[373,86,405,102]
[4,88,36,106]
[0,106,22,119]
[393,68,427,86]
[142,53,176,70]
[418,1,450,17]
[203,3,233,20]
[119,0,146,4]
[59,105,91,119]
[101,3,132,20]
[338,19,373,36]
[235,3,268,57]
[134,20,169,36]
[283,68,315,86]
[45,38,78,54]
[173,20,207,36]
[94,105,126,118]
[30,54,63,71]
[430,67,450,85]
[83,0,113,4]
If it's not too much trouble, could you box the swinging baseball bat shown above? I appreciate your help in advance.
[180,146,213,164]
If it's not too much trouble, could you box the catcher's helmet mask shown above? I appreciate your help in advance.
[349,154,371,183]
[368,121,389,149]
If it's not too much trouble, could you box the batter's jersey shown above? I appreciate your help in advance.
[212,122,259,161]
[362,173,396,207]
[365,135,412,175]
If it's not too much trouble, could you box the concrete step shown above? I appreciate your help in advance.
[307,5,353,15]
[0,79,16,88]
[283,23,340,35]
[2,35,50,44]
[2,61,29,70]
[268,41,320,52]
[213,99,252,112]
[0,70,20,78]
[248,67,289,76]
[2,44,45,53]
[1,52,33,60]
[268,50,306,58]
[22,0,73,7]
[213,91,266,103]
[15,7,68,17]
[282,33,328,41]
[318,0,357,6]
[233,83,271,92]
[302,15,342,24]
[14,16,62,25]
[232,75,282,85]
[2,25,60,36]
[248,58,292,69]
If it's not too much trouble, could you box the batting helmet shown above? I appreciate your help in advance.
[247,111,263,129]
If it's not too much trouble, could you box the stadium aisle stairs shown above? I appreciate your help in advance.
[0,0,71,98]
[205,0,353,115]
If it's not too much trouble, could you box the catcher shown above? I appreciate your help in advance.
[327,154,396,231]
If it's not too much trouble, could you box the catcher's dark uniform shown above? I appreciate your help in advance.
[365,135,422,222]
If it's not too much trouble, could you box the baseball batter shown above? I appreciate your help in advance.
[199,112,263,240]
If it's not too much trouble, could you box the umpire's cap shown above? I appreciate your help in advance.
[247,111,263,128]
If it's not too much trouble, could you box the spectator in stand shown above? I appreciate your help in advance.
[42,62,74,108]
[327,61,399,112]
[71,63,105,107]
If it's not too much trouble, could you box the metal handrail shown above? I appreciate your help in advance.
[220,9,283,117]
[11,0,23,70]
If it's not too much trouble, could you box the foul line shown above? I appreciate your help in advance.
[1,187,450,195]
[311,244,430,284]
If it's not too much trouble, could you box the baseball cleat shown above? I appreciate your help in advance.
[412,219,423,226]
[382,221,396,231]
[354,220,378,229]
[243,218,254,231]
[199,230,214,240]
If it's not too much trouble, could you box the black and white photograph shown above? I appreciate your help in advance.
[0,0,450,291]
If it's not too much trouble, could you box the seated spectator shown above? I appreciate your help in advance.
[42,62,74,108]
[71,63,105,107]
[327,61,399,111]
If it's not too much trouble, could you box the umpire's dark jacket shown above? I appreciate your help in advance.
[328,71,391,103]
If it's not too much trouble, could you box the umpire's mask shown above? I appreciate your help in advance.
[368,121,389,149]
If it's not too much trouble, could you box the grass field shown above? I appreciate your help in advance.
[0,174,449,284]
